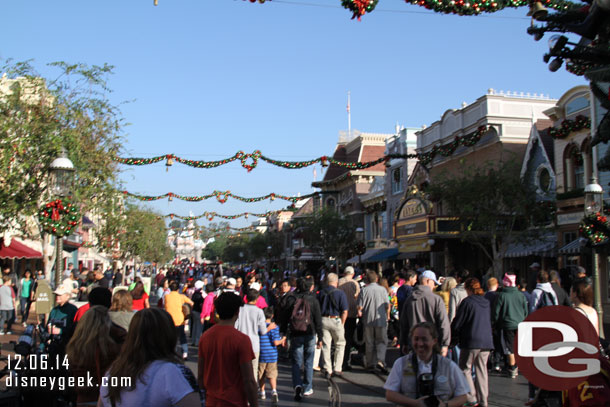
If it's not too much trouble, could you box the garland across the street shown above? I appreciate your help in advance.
[123,190,317,204]
[168,225,256,233]
[113,126,488,172]
[580,212,610,246]
[342,0,379,20]
[160,208,293,221]
[404,0,580,16]
[549,115,591,139]
[39,199,80,237]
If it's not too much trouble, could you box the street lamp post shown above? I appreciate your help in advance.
[584,180,605,339]
[49,149,75,290]
[356,227,364,273]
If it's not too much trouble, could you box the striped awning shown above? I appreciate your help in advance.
[504,235,557,258]
[347,248,384,264]
[558,238,585,255]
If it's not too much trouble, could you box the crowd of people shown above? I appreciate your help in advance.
[0,260,605,407]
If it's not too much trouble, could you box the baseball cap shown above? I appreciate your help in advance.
[194,280,205,290]
[421,270,440,285]
[250,282,261,291]
[529,262,541,269]
[227,278,237,286]
[54,286,71,296]
[344,266,355,275]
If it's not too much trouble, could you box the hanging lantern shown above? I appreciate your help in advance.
[170,214,174,220]
[321,156,329,168]
[270,193,275,202]
[168,193,173,202]
[245,213,249,219]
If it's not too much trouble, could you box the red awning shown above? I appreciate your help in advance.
[0,239,42,259]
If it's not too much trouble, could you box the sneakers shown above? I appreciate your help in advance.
[271,391,278,404]
[182,352,188,360]
[294,385,303,401]
[303,389,314,396]
[332,371,343,377]
[0,331,4,335]
[376,362,389,375]
[258,391,266,400]
[22,322,27,327]
[509,367,518,378]
[6,331,12,335]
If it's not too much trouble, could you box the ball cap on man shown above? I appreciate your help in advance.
[421,270,441,285]
[54,286,72,296]
[529,262,541,269]
[344,266,355,275]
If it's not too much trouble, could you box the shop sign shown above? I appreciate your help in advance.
[399,238,431,253]
[399,199,426,220]
[396,220,428,237]
[557,212,584,226]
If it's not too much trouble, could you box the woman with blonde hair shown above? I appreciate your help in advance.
[109,289,134,332]
[66,305,121,406]
[436,276,457,313]
[99,308,202,407]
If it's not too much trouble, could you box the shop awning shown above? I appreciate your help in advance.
[558,238,585,255]
[504,235,557,258]
[347,248,384,264]
[0,238,42,259]
[367,247,399,262]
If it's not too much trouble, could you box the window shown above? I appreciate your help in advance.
[563,231,577,245]
[537,166,551,193]
[326,198,335,208]
[564,144,586,191]
[566,96,589,116]
[391,168,403,194]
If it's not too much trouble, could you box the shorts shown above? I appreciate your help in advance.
[258,362,278,381]
[502,329,517,355]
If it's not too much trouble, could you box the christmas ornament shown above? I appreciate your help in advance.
[580,212,610,246]
[342,0,379,20]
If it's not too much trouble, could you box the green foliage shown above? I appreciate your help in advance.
[295,207,356,262]
[426,159,549,273]
[117,204,173,264]
[0,59,126,238]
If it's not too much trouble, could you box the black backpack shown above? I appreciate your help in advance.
[536,291,555,310]
[290,296,311,334]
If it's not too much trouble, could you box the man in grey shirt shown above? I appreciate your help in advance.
[357,271,390,373]
[235,288,273,383]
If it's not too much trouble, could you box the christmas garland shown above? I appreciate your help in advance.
[549,115,591,139]
[123,190,318,204]
[160,208,294,221]
[342,0,379,20]
[580,212,610,246]
[405,0,580,16]
[113,126,488,172]
[39,199,80,237]
[168,225,256,233]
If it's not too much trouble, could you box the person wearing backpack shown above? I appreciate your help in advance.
[282,277,322,401]
[529,270,558,313]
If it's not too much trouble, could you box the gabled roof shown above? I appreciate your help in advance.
[520,121,555,179]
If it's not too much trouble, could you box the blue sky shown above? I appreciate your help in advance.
[1,0,585,228]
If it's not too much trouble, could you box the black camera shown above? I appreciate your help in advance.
[418,373,439,407]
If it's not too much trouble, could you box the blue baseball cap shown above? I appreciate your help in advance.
[421,270,440,285]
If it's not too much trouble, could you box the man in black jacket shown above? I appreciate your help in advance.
[550,270,572,307]
[282,277,322,401]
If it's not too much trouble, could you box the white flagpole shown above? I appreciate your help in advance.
[347,91,351,140]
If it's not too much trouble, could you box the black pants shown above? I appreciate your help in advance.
[342,317,357,369]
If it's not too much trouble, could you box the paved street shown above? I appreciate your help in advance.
[0,317,533,407]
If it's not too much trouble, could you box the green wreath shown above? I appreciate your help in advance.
[39,199,80,237]
[579,212,610,246]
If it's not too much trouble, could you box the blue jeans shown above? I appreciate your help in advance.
[290,334,316,392]
[191,311,203,345]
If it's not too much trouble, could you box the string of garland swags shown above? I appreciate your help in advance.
[39,199,80,237]
[549,115,591,139]
[123,190,318,204]
[112,126,489,171]
[580,212,610,246]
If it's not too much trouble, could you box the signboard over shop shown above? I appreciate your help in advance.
[399,198,427,220]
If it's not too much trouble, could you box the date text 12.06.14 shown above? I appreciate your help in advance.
[7,354,69,371]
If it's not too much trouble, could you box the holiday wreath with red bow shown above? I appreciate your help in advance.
[39,199,80,237]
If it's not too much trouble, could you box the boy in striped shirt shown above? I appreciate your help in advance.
[258,307,285,404]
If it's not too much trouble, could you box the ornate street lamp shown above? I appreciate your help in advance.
[584,181,605,338]
[49,149,75,291]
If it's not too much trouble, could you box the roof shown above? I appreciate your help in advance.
[322,144,349,182]
[317,139,388,186]
[538,128,555,170]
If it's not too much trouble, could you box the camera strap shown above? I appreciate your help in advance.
[413,352,438,399]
